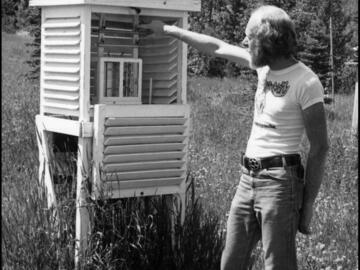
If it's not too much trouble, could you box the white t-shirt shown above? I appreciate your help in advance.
[245,61,324,158]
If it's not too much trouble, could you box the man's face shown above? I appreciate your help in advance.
[243,17,268,69]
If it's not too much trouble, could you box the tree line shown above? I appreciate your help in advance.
[2,0,358,93]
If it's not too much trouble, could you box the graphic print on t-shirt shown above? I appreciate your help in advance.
[266,80,290,97]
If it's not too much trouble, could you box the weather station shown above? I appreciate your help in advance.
[29,0,201,267]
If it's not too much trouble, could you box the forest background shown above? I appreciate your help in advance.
[1,0,358,92]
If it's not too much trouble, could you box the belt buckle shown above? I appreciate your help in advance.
[248,158,261,171]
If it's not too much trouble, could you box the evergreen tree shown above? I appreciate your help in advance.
[297,18,331,88]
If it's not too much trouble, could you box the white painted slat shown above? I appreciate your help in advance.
[45,57,80,64]
[44,92,79,101]
[140,38,177,48]
[104,143,185,154]
[143,70,177,81]
[143,87,177,97]
[44,21,81,28]
[44,30,80,37]
[44,48,80,55]
[149,96,177,104]
[44,101,79,110]
[105,117,186,126]
[105,177,184,190]
[44,39,81,46]
[45,74,79,82]
[43,106,79,116]
[104,160,185,172]
[104,125,186,136]
[104,135,186,145]
[104,169,185,181]
[140,37,175,46]
[104,151,185,163]
[139,44,177,56]
[141,54,177,64]
[143,62,177,73]
[44,83,79,92]
[142,78,177,89]
[44,66,80,73]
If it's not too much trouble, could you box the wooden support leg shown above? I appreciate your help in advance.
[170,193,186,251]
[36,120,58,208]
[75,138,92,269]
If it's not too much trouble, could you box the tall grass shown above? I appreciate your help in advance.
[2,32,358,269]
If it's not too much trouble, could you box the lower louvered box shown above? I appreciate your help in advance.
[92,104,190,221]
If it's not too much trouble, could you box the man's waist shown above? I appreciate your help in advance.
[240,152,301,172]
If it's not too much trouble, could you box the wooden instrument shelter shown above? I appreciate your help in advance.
[30,0,200,267]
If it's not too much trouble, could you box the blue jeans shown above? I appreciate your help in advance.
[221,164,304,270]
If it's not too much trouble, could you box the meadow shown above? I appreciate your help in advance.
[2,32,358,270]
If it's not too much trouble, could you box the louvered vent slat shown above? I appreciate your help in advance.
[101,116,187,182]
[43,15,81,116]
[104,151,185,163]
[104,160,185,173]
[104,135,186,146]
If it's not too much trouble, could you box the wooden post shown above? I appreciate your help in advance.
[329,17,335,109]
[74,137,92,269]
[352,66,358,134]
[75,6,92,269]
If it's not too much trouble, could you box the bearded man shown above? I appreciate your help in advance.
[141,5,329,270]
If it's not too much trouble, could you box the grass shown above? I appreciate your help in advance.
[2,32,358,270]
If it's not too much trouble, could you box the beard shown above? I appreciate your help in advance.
[249,41,271,69]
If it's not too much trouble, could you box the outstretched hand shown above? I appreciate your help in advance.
[138,20,166,37]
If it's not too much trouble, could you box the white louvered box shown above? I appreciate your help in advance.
[31,1,200,265]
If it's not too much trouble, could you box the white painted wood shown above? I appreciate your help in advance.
[142,54,177,65]
[44,66,80,73]
[42,8,82,117]
[180,12,188,105]
[43,100,79,110]
[92,105,106,197]
[44,48,81,55]
[99,57,142,104]
[105,117,186,126]
[143,87,177,97]
[104,134,186,145]
[45,74,80,82]
[40,8,46,115]
[104,160,185,172]
[104,151,185,163]
[142,78,177,89]
[45,57,81,64]
[105,177,183,190]
[104,169,185,181]
[80,5,92,122]
[30,0,201,12]
[42,107,80,117]
[100,104,189,117]
[102,183,184,198]
[75,137,92,269]
[104,143,185,154]
[44,83,79,92]
[140,45,177,57]
[35,117,58,207]
[35,115,93,137]
[104,125,186,136]
[352,82,358,132]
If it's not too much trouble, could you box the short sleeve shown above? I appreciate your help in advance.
[296,74,324,110]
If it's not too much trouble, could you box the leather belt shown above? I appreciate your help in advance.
[240,152,301,171]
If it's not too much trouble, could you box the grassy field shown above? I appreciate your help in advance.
[2,32,358,270]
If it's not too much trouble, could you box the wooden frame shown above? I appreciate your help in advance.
[33,2,199,268]
[30,0,201,12]
[92,104,189,204]
[99,57,142,104]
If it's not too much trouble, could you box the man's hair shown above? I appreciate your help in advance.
[249,5,297,62]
